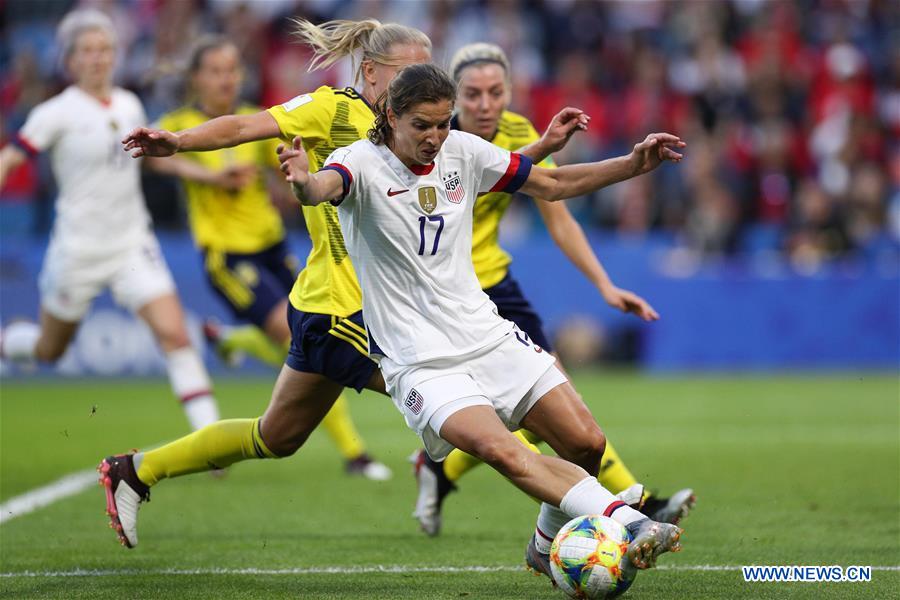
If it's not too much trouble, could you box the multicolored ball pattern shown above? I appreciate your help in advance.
[549,515,637,599]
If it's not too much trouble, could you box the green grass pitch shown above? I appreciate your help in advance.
[1,372,897,599]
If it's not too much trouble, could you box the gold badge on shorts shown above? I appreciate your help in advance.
[418,187,438,214]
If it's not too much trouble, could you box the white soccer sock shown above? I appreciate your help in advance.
[166,346,219,430]
[1,321,40,362]
[534,502,573,554]
[559,476,646,528]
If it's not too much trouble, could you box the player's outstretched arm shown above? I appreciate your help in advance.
[122,111,281,158]
[277,136,343,206]
[517,107,590,164]
[520,132,685,201]
[535,200,659,321]
[144,156,255,192]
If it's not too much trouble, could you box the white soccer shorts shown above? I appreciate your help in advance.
[380,327,568,460]
[39,229,176,321]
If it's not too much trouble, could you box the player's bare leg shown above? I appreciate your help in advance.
[519,380,606,475]
[438,404,597,505]
[258,367,344,456]
[517,384,681,577]
[1,310,78,366]
[138,293,219,430]
[33,309,80,361]
[439,402,682,571]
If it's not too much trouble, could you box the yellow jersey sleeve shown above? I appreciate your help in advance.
[471,110,552,289]
[266,86,336,167]
[269,87,376,317]
[157,105,284,254]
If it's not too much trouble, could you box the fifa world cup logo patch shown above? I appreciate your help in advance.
[405,388,424,415]
[442,171,465,204]
[418,187,438,214]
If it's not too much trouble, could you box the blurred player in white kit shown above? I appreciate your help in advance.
[0,9,220,431]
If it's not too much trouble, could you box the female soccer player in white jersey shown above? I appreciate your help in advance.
[100,19,584,550]
[410,43,694,538]
[0,9,220,431]
[277,63,687,572]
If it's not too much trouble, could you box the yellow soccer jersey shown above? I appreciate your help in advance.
[158,105,284,254]
[267,86,375,316]
[462,111,556,289]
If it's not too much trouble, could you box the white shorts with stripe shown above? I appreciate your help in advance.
[39,229,176,322]
[379,327,567,460]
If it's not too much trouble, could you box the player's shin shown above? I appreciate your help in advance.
[165,346,220,429]
[134,417,277,487]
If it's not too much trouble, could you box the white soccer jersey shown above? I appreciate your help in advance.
[326,130,533,365]
[15,86,151,255]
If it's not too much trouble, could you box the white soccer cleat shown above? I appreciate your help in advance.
[410,449,456,536]
[626,519,683,569]
[98,454,150,549]
[346,453,393,481]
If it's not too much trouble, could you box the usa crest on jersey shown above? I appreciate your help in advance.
[405,388,424,415]
[442,171,465,204]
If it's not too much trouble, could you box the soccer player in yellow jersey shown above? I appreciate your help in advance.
[100,19,435,549]
[410,43,695,540]
[154,35,390,480]
[102,19,583,549]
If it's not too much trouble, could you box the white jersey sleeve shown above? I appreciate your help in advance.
[459,132,533,195]
[319,146,360,205]
[17,98,65,155]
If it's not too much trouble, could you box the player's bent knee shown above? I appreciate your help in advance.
[265,431,308,457]
[472,438,531,479]
[261,423,314,457]
[564,427,606,474]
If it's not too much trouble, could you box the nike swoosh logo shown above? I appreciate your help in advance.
[387,188,409,197]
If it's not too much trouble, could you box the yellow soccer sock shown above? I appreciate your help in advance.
[222,325,287,368]
[136,418,276,486]
[443,430,540,483]
[320,394,366,460]
[597,439,642,496]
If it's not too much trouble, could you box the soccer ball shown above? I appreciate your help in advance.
[549,515,637,599]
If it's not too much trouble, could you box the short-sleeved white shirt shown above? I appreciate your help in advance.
[15,86,151,256]
[325,130,533,365]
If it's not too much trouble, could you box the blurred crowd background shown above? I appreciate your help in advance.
[2,0,898,272]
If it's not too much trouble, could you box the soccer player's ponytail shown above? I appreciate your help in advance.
[290,19,431,85]
[369,64,456,146]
